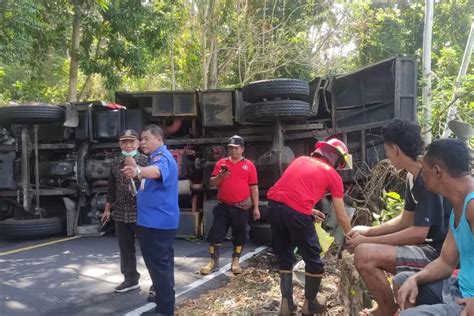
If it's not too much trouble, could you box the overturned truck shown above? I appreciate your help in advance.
[0,56,416,239]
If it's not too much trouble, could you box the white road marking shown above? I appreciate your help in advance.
[124,246,267,316]
[125,303,156,316]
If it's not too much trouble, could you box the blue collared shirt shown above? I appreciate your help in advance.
[137,145,180,229]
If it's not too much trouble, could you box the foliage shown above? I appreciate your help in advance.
[0,0,177,102]
[343,0,473,139]
[223,1,316,84]
[79,0,173,92]
[0,0,471,138]
[372,191,404,226]
[0,0,71,103]
[429,55,474,139]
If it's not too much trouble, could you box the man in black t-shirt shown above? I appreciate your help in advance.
[345,119,451,316]
[400,173,451,263]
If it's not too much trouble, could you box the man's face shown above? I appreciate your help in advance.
[420,155,441,193]
[119,139,139,153]
[384,142,401,170]
[228,145,244,159]
[140,130,161,155]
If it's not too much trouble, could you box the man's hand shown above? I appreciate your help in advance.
[217,169,230,178]
[124,156,137,167]
[209,168,231,187]
[311,209,326,222]
[253,207,260,221]
[457,297,474,316]
[397,275,419,310]
[345,233,368,252]
[347,225,371,238]
[101,209,111,224]
[121,166,137,179]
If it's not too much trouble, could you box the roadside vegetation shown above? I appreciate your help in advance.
[0,1,472,139]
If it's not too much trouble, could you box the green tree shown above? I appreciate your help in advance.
[1,0,471,117]
[79,0,174,97]
[343,0,473,138]
[0,0,177,103]
[185,0,342,88]
[0,0,71,103]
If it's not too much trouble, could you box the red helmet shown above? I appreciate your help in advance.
[314,138,352,169]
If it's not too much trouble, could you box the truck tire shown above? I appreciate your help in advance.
[0,105,65,125]
[250,222,272,245]
[242,79,310,103]
[243,100,311,123]
[0,217,65,238]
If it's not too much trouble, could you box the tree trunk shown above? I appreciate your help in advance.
[78,35,105,100]
[236,1,243,85]
[340,251,369,315]
[201,34,208,90]
[421,0,434,144]
[169,4,176,91]
[67,2,81,102]
[200,0,219,90]
[208,34,218,89]
[170,45,176,90]
[207,0,221,89]
[200,1,211,90]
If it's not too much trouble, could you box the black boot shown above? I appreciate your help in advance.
[302,273,326,315]
[279,270,297,315]
[231,245,243,274]
[200,244,220,275]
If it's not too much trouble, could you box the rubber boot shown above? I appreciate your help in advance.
[279,270,297,315]
[231,245,243,274]
[302,273,327,315]
[200,244,220,275]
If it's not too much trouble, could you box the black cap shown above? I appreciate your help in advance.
[228,135,244,147]
[119,129,139,141]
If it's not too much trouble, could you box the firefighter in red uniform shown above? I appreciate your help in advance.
[267,138,352,315]
[200,135,260,275]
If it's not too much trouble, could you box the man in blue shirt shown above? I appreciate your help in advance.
[122,124,179,316]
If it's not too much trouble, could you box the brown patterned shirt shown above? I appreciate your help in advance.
[106,153,148,223]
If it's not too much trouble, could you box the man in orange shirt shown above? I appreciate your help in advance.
[267,138,352,315]
[200,135,260,275]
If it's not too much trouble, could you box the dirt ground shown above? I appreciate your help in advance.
[176,248,346,315]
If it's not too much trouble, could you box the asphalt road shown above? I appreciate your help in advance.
[0,233,262,316]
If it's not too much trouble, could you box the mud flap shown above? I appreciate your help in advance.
[63,103,79,128]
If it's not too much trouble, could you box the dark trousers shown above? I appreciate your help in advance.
[207,203,249,247]
[137,226,176,315]
[267,200,324,274]
[115,221,140,283]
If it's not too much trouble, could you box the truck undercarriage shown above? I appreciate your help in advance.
[0,56,417,239]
